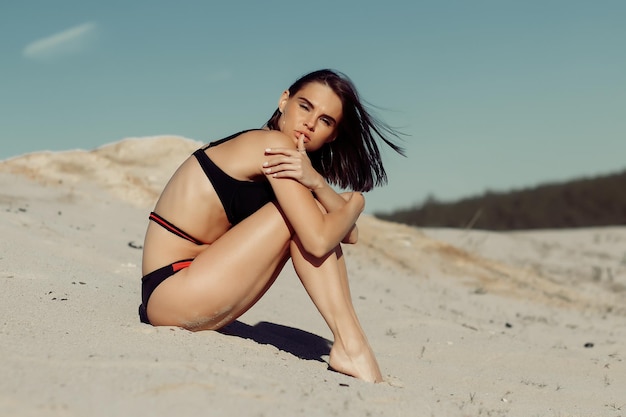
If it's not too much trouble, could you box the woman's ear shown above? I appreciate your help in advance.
[278,90,290,113]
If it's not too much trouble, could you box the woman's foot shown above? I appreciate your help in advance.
[329,339,383,383]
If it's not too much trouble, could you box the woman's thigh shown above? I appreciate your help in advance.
[146,202,293,330]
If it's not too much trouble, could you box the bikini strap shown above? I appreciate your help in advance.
[149,212,206,245]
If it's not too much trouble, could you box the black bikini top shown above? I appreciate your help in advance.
[193,130,275,225]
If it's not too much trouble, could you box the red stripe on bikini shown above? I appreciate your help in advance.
[150,213,198,243]
[172,261,192,272]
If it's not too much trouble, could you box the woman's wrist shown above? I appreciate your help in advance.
[310,174,326,193]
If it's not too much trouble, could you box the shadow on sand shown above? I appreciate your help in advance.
[219,320,332,363]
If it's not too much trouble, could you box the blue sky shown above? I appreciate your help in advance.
[1,1,625,213]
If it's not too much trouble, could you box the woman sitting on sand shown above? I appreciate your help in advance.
[139,69,403,383]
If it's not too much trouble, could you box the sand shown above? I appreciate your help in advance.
[1,137,624,417]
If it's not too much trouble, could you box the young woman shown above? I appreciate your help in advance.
[139,69,403,383]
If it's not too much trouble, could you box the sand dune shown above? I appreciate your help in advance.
[2,135,201,208]
[1,136,624,416]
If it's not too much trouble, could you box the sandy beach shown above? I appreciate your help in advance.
[1,136,624,417]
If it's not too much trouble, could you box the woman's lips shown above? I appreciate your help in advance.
[295,131,310,142]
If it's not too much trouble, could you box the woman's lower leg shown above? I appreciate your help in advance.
[290,238,382,382]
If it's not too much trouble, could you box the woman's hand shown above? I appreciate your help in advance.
[263,134,323,191]
[339,192,362,244]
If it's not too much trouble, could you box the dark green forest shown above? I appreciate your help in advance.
[374,169,626,231]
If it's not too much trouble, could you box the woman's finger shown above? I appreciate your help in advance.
[297,134,306,154]
[263,156,300,168]
[264,147,296,156]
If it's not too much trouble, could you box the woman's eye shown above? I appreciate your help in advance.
[321,118,331,126]
[299,104,309,110]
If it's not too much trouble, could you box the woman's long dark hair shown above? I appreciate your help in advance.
[265,69,404,192]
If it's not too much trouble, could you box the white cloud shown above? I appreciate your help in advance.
[22,22,98,61]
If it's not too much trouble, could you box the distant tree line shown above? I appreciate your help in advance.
[374,169,626,230]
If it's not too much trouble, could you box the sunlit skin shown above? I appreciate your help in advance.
[141,81,382,382]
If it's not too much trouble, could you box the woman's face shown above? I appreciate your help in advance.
[278,82,343,152]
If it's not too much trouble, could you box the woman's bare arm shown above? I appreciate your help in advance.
[312,187,359,244]
[260,132,363,257]
[263,134,359,244]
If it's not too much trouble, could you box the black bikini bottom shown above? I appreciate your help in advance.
[138,259,193,324]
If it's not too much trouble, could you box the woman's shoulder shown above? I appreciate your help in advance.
[241,129,289,141]
[237,129,293,147]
